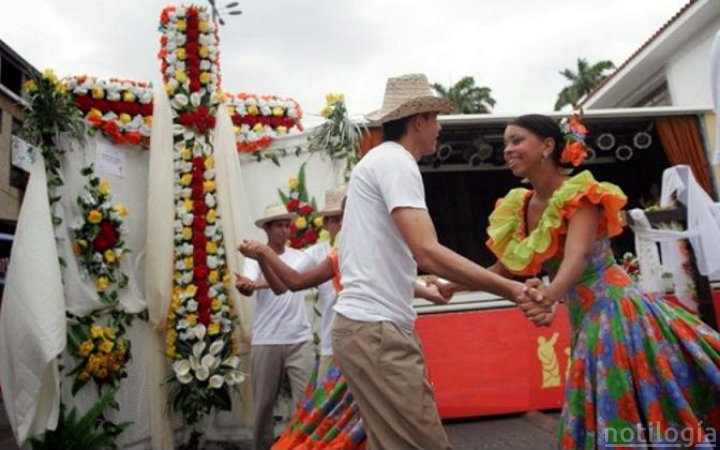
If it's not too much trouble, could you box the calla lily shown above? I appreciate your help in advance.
[192,341,206,359]
[201,354,219,371]
[178,372,193,384]
[209,375,224,389]
[209,340,224,356]
[222,356,240,369]
[195,365,209,381]
[173,359,191,377]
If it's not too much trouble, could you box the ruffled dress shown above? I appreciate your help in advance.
[487,171,720,449]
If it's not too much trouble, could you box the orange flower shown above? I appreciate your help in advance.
[560,141,587,167]
[604,266,631,287]
[576,285,595,312]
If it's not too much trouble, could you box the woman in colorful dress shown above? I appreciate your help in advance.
[238,234,448,450]
[439,114,720,448]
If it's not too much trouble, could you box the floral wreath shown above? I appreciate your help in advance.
[559,113,588,167]
[278,164,330,249]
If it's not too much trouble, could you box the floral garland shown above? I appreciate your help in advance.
[159,4,244,427]
[66,76,154,147]
[278,163,328,249]
[619,252,640,282]
[559,113,588,167]
[70,166,130,303]
[226,93,303,153]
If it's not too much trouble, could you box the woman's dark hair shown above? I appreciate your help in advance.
[381,112,431,142]
[509,114,572,169]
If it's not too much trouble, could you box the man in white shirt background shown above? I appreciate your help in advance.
[235,203,315,450]
[333,74,541,450]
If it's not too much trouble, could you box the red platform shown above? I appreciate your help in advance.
[416,291,720,420]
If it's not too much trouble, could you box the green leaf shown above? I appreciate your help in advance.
[48,177,64,187]
[278,188,289,205]
[52,216,63,226]
[298,163,309,203]
[269,154,280,167]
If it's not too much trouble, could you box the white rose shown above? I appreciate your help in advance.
[107,90,121,101]
[209,374,224,389]
[182,213,194,226]
[205,168,215,180]
[200,60,212,71]
[205,193,216,208]
[70,217,85,231]
[182,188,192,199]
[139,91,153,104]
[207,256,219,270]
[181,272,194,285]
[186,299,198,312]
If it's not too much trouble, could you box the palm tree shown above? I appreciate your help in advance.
[554,58,615,111]
[432,76,496,114]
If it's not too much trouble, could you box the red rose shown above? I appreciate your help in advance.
[76,96,92,112]
[195,202,208,216]
[193,216,207,231]
[192,234,207,250]
[140,103,153,117]
[127,103,141,116]
[192,184,204,200]
[290,237,303,249]
[93,221,118,251]
[94,99,109,111]
[305,229,318,244]
[196,279,209,295]
[287,198,300,212]
[299,204,314,214]
[187,28,199,42]
[194,265,209,280]
[126,131,142,145]
[189,79,201,93]
[192,157,205,170]
[186,42,199,57]
[194,249,207,265]
[199,310,211,326]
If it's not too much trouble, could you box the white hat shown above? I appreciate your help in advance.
[365,74,454,124]
[317,185,347,217]
[254,203,296,228]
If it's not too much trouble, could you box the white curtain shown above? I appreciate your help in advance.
[0,156,66,445]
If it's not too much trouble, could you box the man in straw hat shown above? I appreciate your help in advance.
[332,74,543,449]
[236,203,316,450]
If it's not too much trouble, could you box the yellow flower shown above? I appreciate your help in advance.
[247,105,259,116]
[181,173,193,186]
[175,48,187,60]
[200,72,212,85]
[90,325,104,339]
[123,91,136,102]
[99,339,114,354]
[206,241,218,254]
[96,277,110,293]
[253,122,264,132]
[272,106,284,117]
[199,46,210,58]
[104,250,116,264]
[325,93,344,106]
[208,322,220,335]
[78,340,94,357]
[320,106,333,118]
[277,126,288,135]
[176,19,187,31]
[166,346,177,359]
[103,327,116,340]
[88,108,103,120]
[144,116,153,126]
[184,256,194,269]
[43,69,58,83]
[207,209,217,223]
[88,210,103,224]
[175,69,188,83]
[185,314,198,326]
[211,298,222,311]
[198,21,209,32]
[185,284,198,297]
[23,79,37,93]
[183,199,194,212]
[208,270,219,283]
[55,82,67,94]
[181,147,191,161]
[96,368,108,379]
[313,216,324,228]
[182,227,192,240]
[91,87,105,99]
[119,113,132,124]
[205,155,215,168]
[99,180,111,196]
[77,239,88,248]
[116,340,126,355]
[77,370,90,382]
[165,82,175,94]
[295,216,307,230]
[204,180,215,193]
[113,204,128,218]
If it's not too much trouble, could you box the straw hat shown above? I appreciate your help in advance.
[254,203,296,228]
[317,185,347,217]
[365,74,454,124]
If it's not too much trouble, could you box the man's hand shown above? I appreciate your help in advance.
[426,277,455,301]
[235,273,257,296]
[238,240,268,260]
[424,283,450,305]
[518,278,556,324]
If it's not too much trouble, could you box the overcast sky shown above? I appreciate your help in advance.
[1,0,686,121]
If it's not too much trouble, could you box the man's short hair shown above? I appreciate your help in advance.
[381,112,431,142]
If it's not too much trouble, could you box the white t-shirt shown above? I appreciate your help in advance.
[304,241,337,356]
[334,141,427,332]
[244,247,313,345]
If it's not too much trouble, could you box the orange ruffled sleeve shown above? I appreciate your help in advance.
[486,170,627,277]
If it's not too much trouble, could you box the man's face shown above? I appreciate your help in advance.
[325,214,343,238]
[263,219,291,247]
[414,112,442,157]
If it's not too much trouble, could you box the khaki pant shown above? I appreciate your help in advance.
[318,354,335,385]
[252,341,315,450]
[332,314,451,450]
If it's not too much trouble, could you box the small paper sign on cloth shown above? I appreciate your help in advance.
[96,143,127,178]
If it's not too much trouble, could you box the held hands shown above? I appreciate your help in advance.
[238,240,268,260]
[235,273,258,296]
[424,282,451,305]
[425,276,456,301]
[517,278,559,327]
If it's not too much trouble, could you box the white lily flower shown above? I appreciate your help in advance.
[195,365,209,381]
[201,354,219,371]
[178,371,193,384]
[209,374,224,389]
[192,341,206,359]
[173,359,191,377]
[209,340,224,356]
[190,92,202,107]
[222,356,240,369]
[194,324,207,340]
